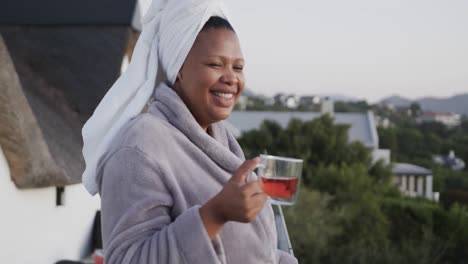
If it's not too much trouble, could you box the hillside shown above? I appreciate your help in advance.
[381,93,468,115]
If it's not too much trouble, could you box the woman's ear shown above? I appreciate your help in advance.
[174,72,182,91]
[174,73,182,88]
[177,63,185,81]
[174,64,185,90]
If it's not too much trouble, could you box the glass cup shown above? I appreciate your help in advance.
[92,249,104,264]
[251,154,303,205]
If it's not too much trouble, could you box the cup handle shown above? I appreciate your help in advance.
[246,163,265,183]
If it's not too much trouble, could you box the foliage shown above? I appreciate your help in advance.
[410,102,422,118]
[382,198,468,263]
[378,120,468,198]
[376,109,468,174]
[238,117,468,263]
[239,115,370,179]
[235,96,370,112]
[334,100,370,112]
[282,188,345,264]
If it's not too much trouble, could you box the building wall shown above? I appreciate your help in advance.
[393,174,435,201]
[371,148,391,165]
[419,113,461,127]
[435,114,460,127]
[0,147,101,264]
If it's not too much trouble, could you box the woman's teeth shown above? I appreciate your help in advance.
[213,92,234,99]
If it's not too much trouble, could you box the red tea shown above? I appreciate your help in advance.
[260,177,299,199]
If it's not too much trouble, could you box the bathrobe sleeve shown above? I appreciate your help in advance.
[276,250,299,264]
[99,147,223,264]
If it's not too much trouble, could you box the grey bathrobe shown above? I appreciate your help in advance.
[96,83,298,264]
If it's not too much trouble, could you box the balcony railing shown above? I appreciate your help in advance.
[273,204,294,256]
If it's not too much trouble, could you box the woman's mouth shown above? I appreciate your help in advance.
[213,92,234,99]
[210,91,236,107]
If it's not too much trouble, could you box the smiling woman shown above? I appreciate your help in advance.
[174,17,245,131]
[81,0,297,263]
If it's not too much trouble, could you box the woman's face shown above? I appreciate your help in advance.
[175,28,245,131]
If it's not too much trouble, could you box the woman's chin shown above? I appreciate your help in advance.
[209,109,232,123]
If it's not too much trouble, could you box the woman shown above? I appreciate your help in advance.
[82,1,297,263]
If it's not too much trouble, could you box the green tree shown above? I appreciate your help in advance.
[283,188,345,263]
[238,116,468,263]
[410,102,422,118]
[377,127,398,160]
[334,100,370,113]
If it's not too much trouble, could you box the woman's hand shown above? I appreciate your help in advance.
[200,158,268,240]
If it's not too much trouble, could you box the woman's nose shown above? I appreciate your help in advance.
[220,69,238,85]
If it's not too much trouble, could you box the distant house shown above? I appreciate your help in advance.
[392,163,434,200]
[321,97,334,116]
[299,95,321,106]
[228,110,378,147]
[285,95,299,109]
[299,95,321,108]
[264,97,276,107]
[374,115,391,128]
[226,102,436,200]
[273,93,287,105]
[433,150,465,171]
[418,112,461,127]
[377,101,396,111]
[394,105,413,117]
[273,93,299,109]
[226,110,389,164]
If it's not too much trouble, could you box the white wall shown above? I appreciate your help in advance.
[0,147,101,264]
[371,148,391,165]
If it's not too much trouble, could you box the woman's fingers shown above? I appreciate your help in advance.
[230,158,260,184]
[244,194,268,222]
[250,192,268,208]
[241,181,264,197]
[240,184,268,210]
[215,159,269,223]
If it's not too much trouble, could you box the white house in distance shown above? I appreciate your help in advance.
[392,163,434,200]
[273,93,300,109]
[226,102,436,201]
[417,111,461,127]
[226,109,382,159]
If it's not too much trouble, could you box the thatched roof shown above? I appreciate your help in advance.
[0,0,137,25]
[0,26,131,188]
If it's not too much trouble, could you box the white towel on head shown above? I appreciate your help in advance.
[81,0,232,195]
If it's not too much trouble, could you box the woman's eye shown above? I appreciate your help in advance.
[208,63,222,67]
[234,65,244,71]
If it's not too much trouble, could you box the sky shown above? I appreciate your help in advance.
[226,0,468,102]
